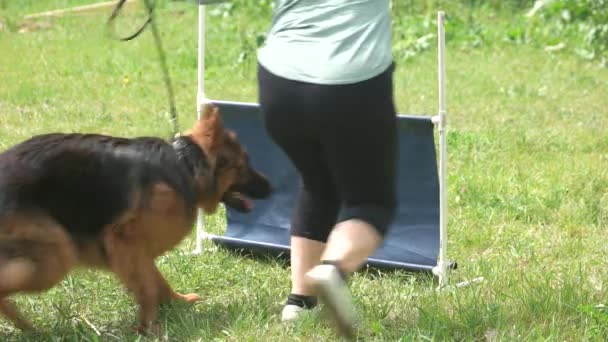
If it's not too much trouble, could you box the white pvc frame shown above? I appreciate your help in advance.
[431,11,449,288]
[192,1,207,255]
[190,4,450,287]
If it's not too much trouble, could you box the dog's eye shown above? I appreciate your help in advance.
[215,157,238,172]
[215,157,228,170]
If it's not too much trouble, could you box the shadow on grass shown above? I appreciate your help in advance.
[1,299,264,341]
[220,245,439,286]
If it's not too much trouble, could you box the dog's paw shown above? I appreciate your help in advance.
[12,318,35,332]
[133,322,160,335]
[176,293,202,304]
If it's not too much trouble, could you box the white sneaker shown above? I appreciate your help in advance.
[281,304,307,322]
[306,264,358,339]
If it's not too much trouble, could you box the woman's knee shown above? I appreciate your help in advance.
[337,201,397,237]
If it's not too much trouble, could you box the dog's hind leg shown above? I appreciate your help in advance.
[0,296,34,331]
[0,245,37,330]
[0,250,72,331]
[0,257,36,330]
[0,215,77,331]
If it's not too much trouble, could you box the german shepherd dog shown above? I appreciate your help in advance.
[0,103,271,333]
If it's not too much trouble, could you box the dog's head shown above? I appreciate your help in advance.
[183,103,272,213]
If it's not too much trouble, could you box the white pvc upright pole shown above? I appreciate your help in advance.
[193,0,207,255]
[197,1,206,114]
[432,11,449,288]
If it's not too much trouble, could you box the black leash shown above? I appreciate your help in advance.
[107,0,179,136]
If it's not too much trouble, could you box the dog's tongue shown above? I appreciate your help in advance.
[244,198,254,210]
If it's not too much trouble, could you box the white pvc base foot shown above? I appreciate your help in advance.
[432,261,450,289]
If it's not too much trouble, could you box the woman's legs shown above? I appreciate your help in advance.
[258,62,399,336]
[303,72,398,336]
[258,64,339,319]
[321,220,382,272]
[290,237,325,295]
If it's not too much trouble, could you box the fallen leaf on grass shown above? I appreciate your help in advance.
[545,42,566,53]
[485,328,498,341]
[18,20,53,34]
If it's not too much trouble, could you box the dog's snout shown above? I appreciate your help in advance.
[247,170,272,199]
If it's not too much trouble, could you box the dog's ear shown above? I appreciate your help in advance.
[191,103,224,151]
[200,103,223,130]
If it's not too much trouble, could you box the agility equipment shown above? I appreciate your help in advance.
[191,2,452,285]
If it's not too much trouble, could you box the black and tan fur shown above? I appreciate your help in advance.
[0,104,271,333]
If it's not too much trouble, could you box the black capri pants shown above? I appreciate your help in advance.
[257,63,398,242]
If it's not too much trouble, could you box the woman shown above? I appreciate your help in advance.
[257,0,398,338]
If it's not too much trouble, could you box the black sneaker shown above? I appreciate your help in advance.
[281,293,318,322]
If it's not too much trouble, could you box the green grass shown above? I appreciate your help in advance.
[1,1,608,341]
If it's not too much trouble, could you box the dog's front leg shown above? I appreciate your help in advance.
[131,268,161,335]
[118,258,161,334]
[106,236,161,334]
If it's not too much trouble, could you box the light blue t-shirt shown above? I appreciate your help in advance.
[257,0,393,85]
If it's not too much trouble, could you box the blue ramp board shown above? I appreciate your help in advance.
[209,100,440,272]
